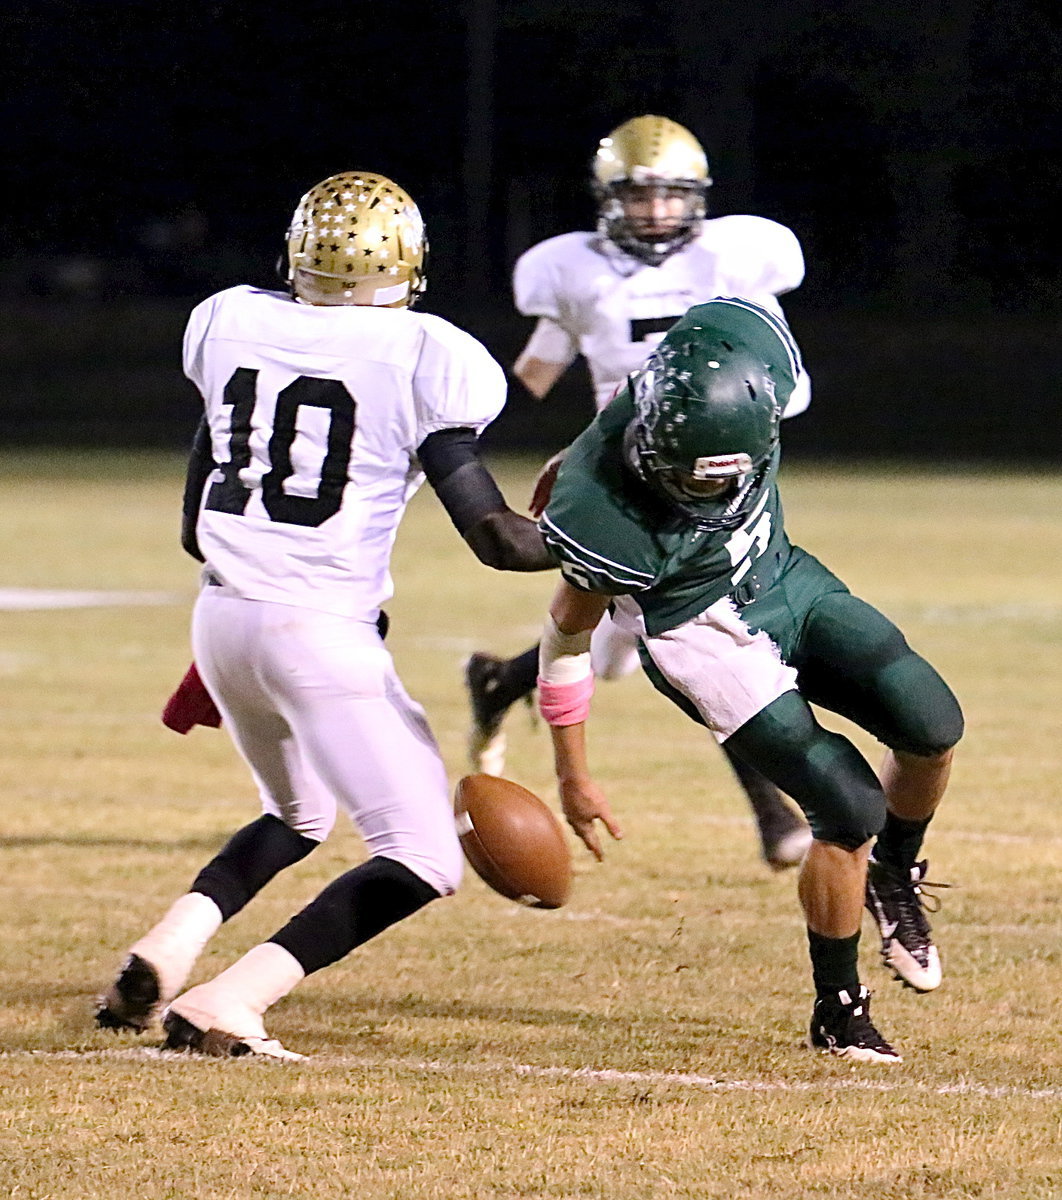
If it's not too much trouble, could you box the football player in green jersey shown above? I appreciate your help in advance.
[465,116,811,872]
[535,297,963,1063]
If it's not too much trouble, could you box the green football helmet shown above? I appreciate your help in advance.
[624,336,782,529]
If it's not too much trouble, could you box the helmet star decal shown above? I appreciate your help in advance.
[285,172,428,308]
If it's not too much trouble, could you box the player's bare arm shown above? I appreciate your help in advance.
[539,580,623,859]
[513,316,578,400]
[513,352,568,400]
[418,427,555,572]
[549,574,610,635]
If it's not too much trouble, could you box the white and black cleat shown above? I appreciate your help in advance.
[162,984,304,1061]
[162,1011,303,1061]
[464,652,511,776]
[865,857,947,992]
[809,984,902,1065]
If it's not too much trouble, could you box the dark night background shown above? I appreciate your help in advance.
[2,0,1060,459]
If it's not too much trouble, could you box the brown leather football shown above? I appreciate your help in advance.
[454,774,572,908]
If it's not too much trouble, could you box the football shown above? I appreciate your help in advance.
[454,774,572,908]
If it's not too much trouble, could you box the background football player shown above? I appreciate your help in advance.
[535,297,963,1062]
[465,115,812,868]
[97,171,554,1058]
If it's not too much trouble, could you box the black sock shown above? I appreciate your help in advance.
[269,856,441,976]
[873,813,932,872]
[807,929,861,998]
[494,646,540,709]
[191,814,319,922]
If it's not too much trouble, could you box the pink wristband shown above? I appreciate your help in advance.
[537,674,595,726]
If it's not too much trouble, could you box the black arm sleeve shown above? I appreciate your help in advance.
[181,416,213,563]
[417,427,556,572]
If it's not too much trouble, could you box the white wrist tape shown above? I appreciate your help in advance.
[538,613,593,684]
[538,613,595,726]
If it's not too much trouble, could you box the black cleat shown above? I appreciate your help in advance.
[162,1008,303,1060]
[95,954,162,1033]
[809,984,901,1064]
[865,857,947,992]
[162,1011,252,1057]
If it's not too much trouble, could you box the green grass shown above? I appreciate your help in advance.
[1,450,1061,1198]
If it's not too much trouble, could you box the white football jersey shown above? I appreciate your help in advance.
[183,286,506,618]
[513,215,805,410]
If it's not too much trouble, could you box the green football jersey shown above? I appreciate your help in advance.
[540,297,798,636]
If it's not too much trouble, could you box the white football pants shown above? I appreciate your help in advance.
[640,596,799,742]
[589,610,642,681]
[192,589,463,897]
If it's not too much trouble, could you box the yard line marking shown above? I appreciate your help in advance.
[0,588,182,611]
[8,1049,1062,1100]
[495,906,1062,939]
[908,603,1062,625]
[948,830,1062,845]
[408,628,542,652]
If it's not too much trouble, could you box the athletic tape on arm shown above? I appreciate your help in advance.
[538,613,595,726]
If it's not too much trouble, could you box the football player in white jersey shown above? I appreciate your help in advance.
[465,116,812,869]
[96,172,554,1059]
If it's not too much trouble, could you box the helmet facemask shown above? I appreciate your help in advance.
[285,172,427,307]
[624,345,781,530]
[597,179,707,266]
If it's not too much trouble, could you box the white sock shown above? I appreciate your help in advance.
[128,892,223,1000]
[207,942,306,1017]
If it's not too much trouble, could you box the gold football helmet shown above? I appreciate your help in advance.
[285,171,427,306]
[592,116,712,265]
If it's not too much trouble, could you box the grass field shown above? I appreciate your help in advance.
[1,449,1061,1199]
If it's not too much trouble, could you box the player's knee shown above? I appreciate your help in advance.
[906,687,964,756]
[428,821,465,896]
[892,711,964,758]
[397,843,464,898]
[803,728,888,848]
[279,810,335,843]
[881,656,965,757]
[437,846,464,897]
[264,793,337,843]
[727,693,886,850]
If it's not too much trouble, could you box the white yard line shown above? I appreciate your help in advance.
[638,813,1062,844]
[907,603,1062,625]
[499,907,1062,938]
[0,588,182,610]
[6,1047,1061,1099]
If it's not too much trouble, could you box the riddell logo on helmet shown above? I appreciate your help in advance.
[692,453,752,478]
